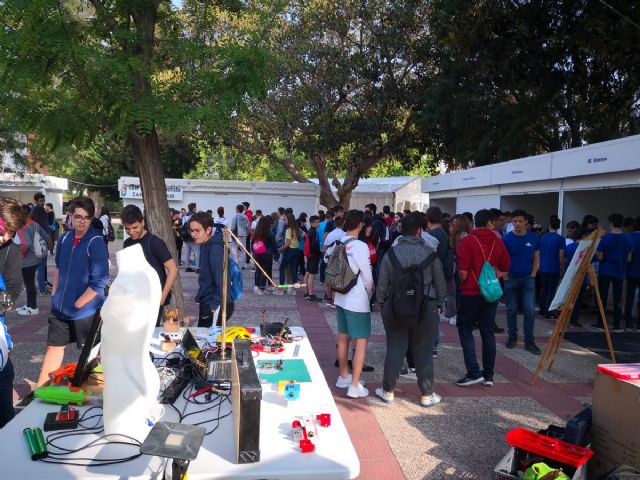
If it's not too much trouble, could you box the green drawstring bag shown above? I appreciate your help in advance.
[470,236,503,303]
[524,462,570,480]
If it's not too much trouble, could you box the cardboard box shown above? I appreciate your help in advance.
[591,371,640,478]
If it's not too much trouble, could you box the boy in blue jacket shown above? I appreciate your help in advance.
[37,197,109,386]
[189,212,234,328]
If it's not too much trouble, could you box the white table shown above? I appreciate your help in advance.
[0,327,359,480]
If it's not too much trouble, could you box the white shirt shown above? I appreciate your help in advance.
[392,231,439,250]
[323,228,345,260]
[333,235,374,313]
[213,216,227,226]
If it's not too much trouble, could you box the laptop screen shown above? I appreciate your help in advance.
[181,328,202,362]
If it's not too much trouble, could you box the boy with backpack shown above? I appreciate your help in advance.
[190,212,239,327]
[327,210,374,399]
[455,209,510,387]
[303,215,321,301]
[375,213,446,407]
[14,214,49,316]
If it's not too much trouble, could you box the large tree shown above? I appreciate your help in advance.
[420,0,640,168]
[231,0,433,208]
[0,0,274,320]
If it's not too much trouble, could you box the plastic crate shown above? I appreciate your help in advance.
[505,428,593,467]
[597,363,640,380]
[493,447,588,480]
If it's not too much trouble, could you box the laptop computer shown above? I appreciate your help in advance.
[181,328,231,382]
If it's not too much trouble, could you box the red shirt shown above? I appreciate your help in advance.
[457,228,510,296]
[384,215,393,227]
[245,209,253,225]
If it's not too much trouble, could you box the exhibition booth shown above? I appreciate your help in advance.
[0,173,68,218]
[422,134,640,223]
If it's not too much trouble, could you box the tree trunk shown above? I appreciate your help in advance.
[128,127,187,324]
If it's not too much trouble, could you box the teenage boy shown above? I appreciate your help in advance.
[503,209,541,354]
[625,217,640,330]
[334,210,374,399]
[376,213,446,407]
[323,216,345,308]
[190,212,234,327]
[122,205,179,324]
[182,202,199,272]
[231,204,250,268]
[455,209,510,386]
[539,216,566,318]
[0,196,27,427]
[383,205,393,227]
[594,213,633,332]
[304,215,321,301]
[37,197,109,386]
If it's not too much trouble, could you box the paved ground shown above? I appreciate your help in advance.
[5,240,619,479]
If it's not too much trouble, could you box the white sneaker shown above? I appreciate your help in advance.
[287,288,294,295]
[449,316,457,326]
[16,306,39,316]
[375,388,394,404]
[346,383,369,398]
[420,392,441,407]
[336,374,366,389]
[253,286,259,293]
[400,367,417,380]
[440,314,449,323]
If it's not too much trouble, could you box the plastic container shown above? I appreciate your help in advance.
[596,363,640,380]
[505,428,593,467]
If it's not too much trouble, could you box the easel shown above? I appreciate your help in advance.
[532,229,616,384]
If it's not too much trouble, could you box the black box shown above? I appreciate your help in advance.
[231,340,262,464]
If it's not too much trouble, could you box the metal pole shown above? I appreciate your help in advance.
[221,227,229,358]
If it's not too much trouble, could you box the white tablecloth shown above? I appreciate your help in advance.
[0,327,359,480]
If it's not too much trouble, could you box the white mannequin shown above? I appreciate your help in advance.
[101,244,162,441]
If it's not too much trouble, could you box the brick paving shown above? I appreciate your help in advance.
[5,240,610,479]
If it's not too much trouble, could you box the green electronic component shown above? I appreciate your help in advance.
[34,386,90,405]
[33,428,48,459]
[23,428,38,460]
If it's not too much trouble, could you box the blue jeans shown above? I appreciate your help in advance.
[539,272,560,315]
[457,295,498,380]
[505,276,536,344]
[279,248,299,285]
[37,256,48,293]
[0,358,15,428]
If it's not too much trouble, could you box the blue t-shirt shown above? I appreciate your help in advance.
[628,232,640,279]
[539,231,565,273]
[598,232,632,279]
[317,221,328,250]
[503,231,540,277]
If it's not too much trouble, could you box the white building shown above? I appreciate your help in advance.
[0,173,68,218]
[118,177,321,216]
[313,176,426,212]
[422,134,640,224]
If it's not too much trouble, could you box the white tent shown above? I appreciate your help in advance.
[422,134,640,224]
[0,173,68,218]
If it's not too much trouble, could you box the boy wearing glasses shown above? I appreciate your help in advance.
[37,197,109,386]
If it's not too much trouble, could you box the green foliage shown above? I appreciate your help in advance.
[420,0,640,168]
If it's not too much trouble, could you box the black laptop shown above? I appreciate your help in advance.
[181,328,231,382]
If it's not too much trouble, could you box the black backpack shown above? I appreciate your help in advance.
[386,249,437,327]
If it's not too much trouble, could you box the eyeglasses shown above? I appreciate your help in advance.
[73,214,92,222]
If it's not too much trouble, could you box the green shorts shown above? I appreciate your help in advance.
[336,306,371,339]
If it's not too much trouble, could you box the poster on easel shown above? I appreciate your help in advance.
[548,238,600,311]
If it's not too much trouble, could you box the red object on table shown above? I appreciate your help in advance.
[505,428,593,468]
[316,414,331,427]
[597,363,640,380]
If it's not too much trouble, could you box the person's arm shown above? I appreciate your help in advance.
[531,250,540,277]
[161,258,178,305]
[376,254,391,304]
[456,238,470,283]
[559,245,566,273]
[357,243,374,294]
[51,269,59,297]
[431,257,447,305]
[75,237,109,309]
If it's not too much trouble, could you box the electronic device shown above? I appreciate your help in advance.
[160,376,191,405]
[70,312,102,387]
[231,339,262,464]
[44,406,79,431]
[182,328,231,382]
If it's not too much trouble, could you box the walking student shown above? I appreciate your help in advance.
[455,209,510,386]
[231,204,250,268]
[190,212,235,327]
[538,216,566,318]
[37,197,110,386]
[375,213,446,406]
[277,213,301,294]
[334,210,374,399]
[503,209,541,354]
[14,215,49,315]
[182,202,199,272]
[252,216,277,295]
[122,205,179,325]
[304,215,322,301]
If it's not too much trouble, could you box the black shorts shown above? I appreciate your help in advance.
[47,314,97,348]
[306,256,320,274]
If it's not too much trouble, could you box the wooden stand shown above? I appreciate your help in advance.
[532,229,616,384]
